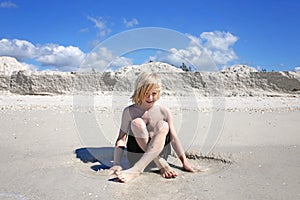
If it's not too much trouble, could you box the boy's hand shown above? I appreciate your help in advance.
[108,165,123,175]
[183,161,196,172]
[183,160,209,173]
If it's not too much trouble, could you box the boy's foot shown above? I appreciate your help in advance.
[156,158,178,178]
[160,166,178,178]
[116,170,141,183]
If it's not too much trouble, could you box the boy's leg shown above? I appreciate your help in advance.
[129,118,150,154]
[117,120,173,182]
[128,118,177,178]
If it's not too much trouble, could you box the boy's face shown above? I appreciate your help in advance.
[141,88,160,109]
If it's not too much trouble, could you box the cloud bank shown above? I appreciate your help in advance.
[151,31,238,70]
[0,31,239,71]
[0,38,85,71]
[0,38,132,71]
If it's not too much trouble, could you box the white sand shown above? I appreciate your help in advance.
[0,95,299,199]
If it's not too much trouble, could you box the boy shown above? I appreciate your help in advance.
[109,72,197,183]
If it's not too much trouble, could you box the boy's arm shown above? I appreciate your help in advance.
[113,131,127,166]
[166,108,195,172]
[109,131,126,175]
[109,107,130,174]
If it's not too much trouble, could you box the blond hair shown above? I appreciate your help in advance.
[131,72,161,105]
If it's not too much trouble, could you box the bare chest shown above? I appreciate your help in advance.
[140,107,165,131]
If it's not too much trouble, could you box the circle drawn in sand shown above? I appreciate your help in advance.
[183,152,232,175]
[73,27,225,165]
[73,152,232,179]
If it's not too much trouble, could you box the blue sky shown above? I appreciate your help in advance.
[0,0,299,71]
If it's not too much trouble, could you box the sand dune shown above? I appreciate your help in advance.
[1,57,300,97]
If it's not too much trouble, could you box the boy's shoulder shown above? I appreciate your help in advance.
[156,104,171,114]
[124,104,135,109]
[121,104,133,113]
[124,104,139,112]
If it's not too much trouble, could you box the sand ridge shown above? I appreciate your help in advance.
[1,57,300,97]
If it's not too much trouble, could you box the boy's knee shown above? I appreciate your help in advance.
[154,120,169,135]
[131,118,146,130]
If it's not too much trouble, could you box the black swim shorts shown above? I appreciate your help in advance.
[126,132,171,168]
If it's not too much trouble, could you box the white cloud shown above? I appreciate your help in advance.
[87,16,111,37]
[0,38,133,72]
[0,1,17,8]
[0,38,36,60]
[81,47,114,71]
[200,31,238,51]
[81,47,132,72]
[108,56,132,70]
[199,31,238,66]
[150,31,238,71]
[295,66,300,72]
[36,44,85,70]
[0,38,85,71]
[123,18,139,28]
[20,62,38,71]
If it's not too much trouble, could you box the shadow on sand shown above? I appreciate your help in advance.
[74,147,191,176]
[74,147,231,181]
[74,147,131,172]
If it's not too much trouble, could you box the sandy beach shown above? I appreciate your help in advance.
[1,0,300,198]
[0,94,299,200]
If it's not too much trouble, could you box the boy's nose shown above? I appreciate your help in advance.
[148,95,153,101]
